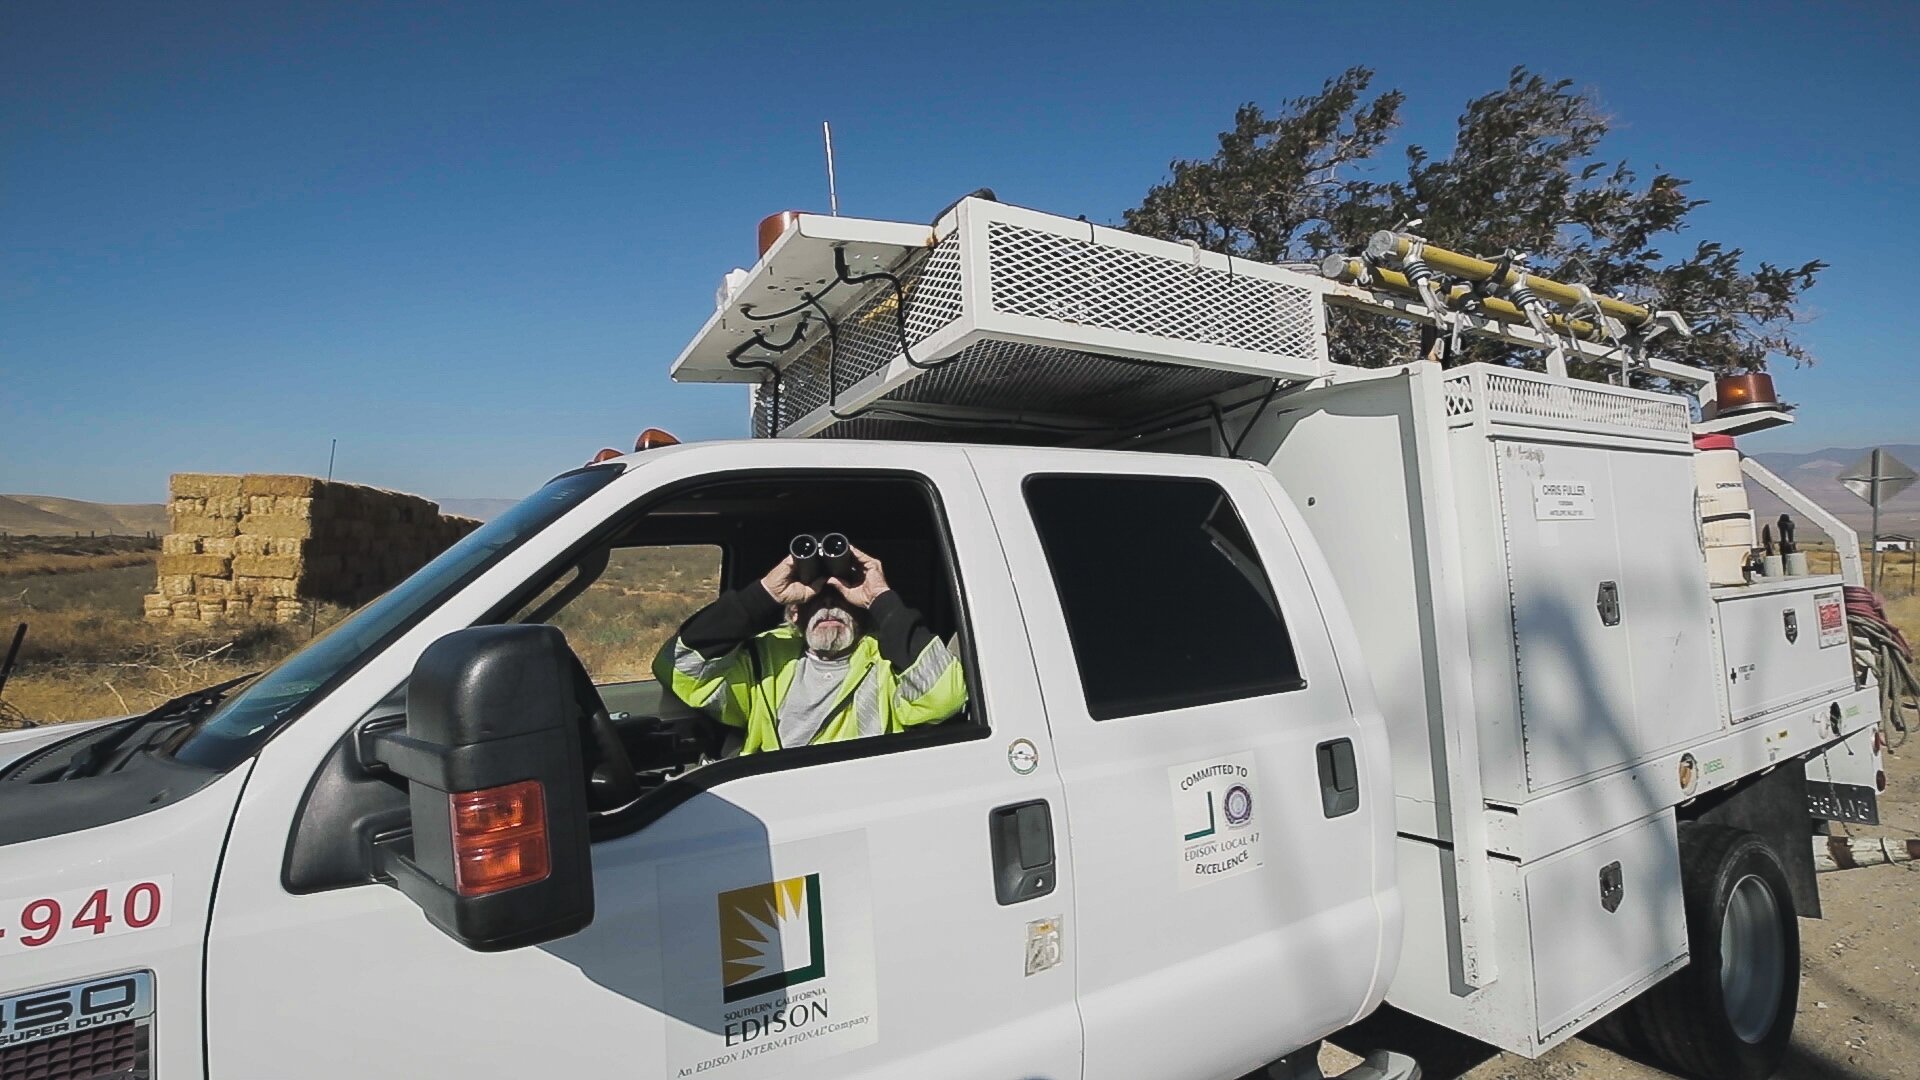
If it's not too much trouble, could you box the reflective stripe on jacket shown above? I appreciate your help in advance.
[652,586,965,755]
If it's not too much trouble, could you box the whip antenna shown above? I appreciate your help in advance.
[823,121,840,216]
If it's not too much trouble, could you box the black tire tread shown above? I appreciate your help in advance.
[1609,823,1799,1080]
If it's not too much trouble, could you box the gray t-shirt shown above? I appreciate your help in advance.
[776,652,852,747]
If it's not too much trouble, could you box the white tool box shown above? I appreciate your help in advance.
[1255,363,1722,824]
[1716,577,1855,725]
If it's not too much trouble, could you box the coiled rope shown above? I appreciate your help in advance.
[1846,585,1915,748]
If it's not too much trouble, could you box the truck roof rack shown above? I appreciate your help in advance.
[671,198,1722,443]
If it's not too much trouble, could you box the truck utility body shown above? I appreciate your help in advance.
[0,198,1884,1080]
[679,197,1880,1054]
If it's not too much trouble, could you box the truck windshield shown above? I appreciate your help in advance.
[170,465,623,771]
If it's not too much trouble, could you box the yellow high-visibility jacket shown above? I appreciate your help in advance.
[652,586,965,754]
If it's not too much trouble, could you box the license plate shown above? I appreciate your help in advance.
[1808,781,1879,825]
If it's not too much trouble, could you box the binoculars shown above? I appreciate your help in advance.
[790,533,863,585]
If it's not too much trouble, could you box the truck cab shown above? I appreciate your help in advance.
[0,439,1398,1080]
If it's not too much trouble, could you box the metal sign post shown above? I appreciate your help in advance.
[1840,448,1917,590]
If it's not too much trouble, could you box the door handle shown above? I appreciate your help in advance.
[1596,580,1621,626]
[1317,738,1360,818]
[988,800,1056,904]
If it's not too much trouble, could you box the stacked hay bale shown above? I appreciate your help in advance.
[146,474,482,626]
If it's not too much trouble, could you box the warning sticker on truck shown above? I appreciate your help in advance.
[1168,753,1265,889]
[1816,589,1847,648]
[1533,479,1596,520]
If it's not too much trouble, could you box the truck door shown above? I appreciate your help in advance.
[202,448,1082,1080]
[973,452,1395,1079]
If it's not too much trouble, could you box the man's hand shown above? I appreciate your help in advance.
[829,546,891,609]
[761,556,818,606]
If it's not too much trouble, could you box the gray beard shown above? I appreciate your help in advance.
[805,606,857,655]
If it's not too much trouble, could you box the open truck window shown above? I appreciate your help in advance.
[514,545,724,686]
[496,469,981,818]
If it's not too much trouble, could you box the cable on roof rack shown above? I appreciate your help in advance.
[830,247,954,373]
[726,316,814,435]
[1227,379,1285,459]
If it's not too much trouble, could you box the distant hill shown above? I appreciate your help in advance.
[1,490,508,535]
[0,495,167,536]
[1748,445,1920,539]
[433,498,518,522]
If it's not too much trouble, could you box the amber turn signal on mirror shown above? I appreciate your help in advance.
[449,780,552,897]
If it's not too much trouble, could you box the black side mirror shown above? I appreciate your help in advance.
[365,624,594,952]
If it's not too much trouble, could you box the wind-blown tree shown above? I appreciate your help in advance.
[1125,67,1824,374]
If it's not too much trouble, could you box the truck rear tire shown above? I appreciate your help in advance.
[1609,824,1799,1080]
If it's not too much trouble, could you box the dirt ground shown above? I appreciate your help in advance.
[1320,743,1920,1080]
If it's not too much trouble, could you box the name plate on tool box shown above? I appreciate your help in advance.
[1534,480,1595,520]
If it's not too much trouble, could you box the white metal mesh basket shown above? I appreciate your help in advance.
[750,235,965,437]
[985,221,1321,364]
[738,200,1333,440]
[1444,368,1693,441]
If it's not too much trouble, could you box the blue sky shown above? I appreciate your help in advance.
[4,1,1916,504]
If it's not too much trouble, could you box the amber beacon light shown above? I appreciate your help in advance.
[634,427,680,451]
[758,210,804,258]
[1712,372,1780,416]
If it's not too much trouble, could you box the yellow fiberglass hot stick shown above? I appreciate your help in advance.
[1363,231,1653,328]
[1319,256,1607,342]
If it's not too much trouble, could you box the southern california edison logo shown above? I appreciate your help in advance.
[718,874,827,1003]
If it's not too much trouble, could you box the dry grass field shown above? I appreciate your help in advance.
[0,534,162,580]
[1888,591,1919,646]
[537,545,722,682]
[0,535,343,725]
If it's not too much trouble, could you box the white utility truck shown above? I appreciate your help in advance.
[0,197,1892,1080]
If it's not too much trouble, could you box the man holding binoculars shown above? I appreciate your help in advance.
[652,534,966,754]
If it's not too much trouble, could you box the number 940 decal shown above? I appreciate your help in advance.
[0,876,171,955]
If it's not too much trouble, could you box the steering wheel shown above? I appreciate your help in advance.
[565,657,646,813]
